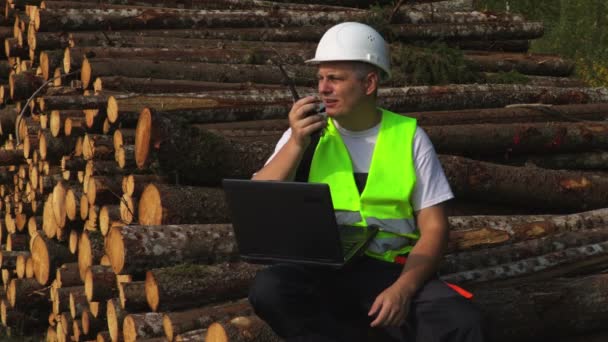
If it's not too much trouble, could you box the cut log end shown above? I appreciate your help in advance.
[81,58,91,89]
[138,184,161,225]
[206,322,229,342]
[31,234,50,285]
[52,182,67,229]
[122,315,137,342]
[65,189,78,221]
[78,232,93,281]
[145,271,159,312]
[106,226,125,274]
[106,299,120,342]
[162,315,174,342]
[69,230,79,254]
[84,268,94,302]
[80,194,89,221]
[63,47,70,74]
[107,96,118,123]
[50,110,61,137]
[134,107,152,169]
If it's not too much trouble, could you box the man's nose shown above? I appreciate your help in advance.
[318,79,332,94]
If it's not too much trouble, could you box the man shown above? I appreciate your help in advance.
[249,22,484,342]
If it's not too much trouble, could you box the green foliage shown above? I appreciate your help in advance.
[476,0,608,86]
[391,42,482,85]
[484,70,530,84]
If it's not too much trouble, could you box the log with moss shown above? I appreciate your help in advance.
[145,262,259,312]
[105,224,237,275]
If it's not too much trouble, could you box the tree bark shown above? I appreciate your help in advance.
[156,124,273,185]
[52,285,84,315]
[1,251,30,269]
[69,289,88,319]
[470,273,608,342]
[392,21,543,41]
[82,133,115,161]
[9,71,45,101]
[105,224,237,275]
[465,51,574,77]
[86,175,123,206]
[67,45,312,71]
[119,280,148,312]
[524,152,608,170]
[122,312,164,342]
[7,278,48,310]
[39,130,79,163]
[410,103,608,126]
[376,84,608,112]
[163,299,252,341]
[447,208,608,252]
[443,236,608,285]
[84,265,116,302]
[96,76,290,94]
[81,58,316,89]
[55,262,83,287]
[440,155,608,212]
[0,150,25,166]
[443,228,608,275]
[144,262,259,312]
[205,315,282,342]
[426,121,608,156]
[138,183,230,225]
[39,94,109,111]
[34,8,362,32]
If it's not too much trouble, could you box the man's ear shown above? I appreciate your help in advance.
[364,72,379,96]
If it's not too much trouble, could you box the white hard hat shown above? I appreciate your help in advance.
[306,22,391,79]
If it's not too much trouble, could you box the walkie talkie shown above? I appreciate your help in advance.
[275,63,327,128]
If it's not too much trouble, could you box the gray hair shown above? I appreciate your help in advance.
[352,62,382,81]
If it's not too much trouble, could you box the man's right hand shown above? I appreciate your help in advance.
[288,96,327,148]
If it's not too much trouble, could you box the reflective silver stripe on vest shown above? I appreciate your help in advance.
[335,211,418,254]
[335,210,363,225]
[366,217,418,255]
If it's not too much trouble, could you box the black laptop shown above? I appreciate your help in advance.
[222,179,378,268]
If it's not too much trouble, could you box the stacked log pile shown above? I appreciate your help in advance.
[0,0,604,341]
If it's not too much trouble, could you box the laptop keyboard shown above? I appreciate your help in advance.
[342,240,359,255]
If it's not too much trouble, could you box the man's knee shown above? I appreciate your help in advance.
[248,267,284,312]
[416,297,486,341]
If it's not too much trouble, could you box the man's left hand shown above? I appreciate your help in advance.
[368,282,412,327]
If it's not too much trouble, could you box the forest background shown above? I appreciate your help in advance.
[476,0,608,86]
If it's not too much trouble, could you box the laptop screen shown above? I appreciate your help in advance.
[222,179,345,263]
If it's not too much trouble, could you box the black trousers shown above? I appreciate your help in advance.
[248,257,485,342]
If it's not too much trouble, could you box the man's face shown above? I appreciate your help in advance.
[317,62,370,118]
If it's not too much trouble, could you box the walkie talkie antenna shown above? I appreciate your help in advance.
[271,48,301,101]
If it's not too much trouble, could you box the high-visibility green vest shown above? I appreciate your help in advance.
[309,109,419,263]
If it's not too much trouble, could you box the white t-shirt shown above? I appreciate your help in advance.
[265,120,454,211]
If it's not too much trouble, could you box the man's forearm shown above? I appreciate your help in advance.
[252,138,307,181]
[393,205,449,296]
[394,230,446,296]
